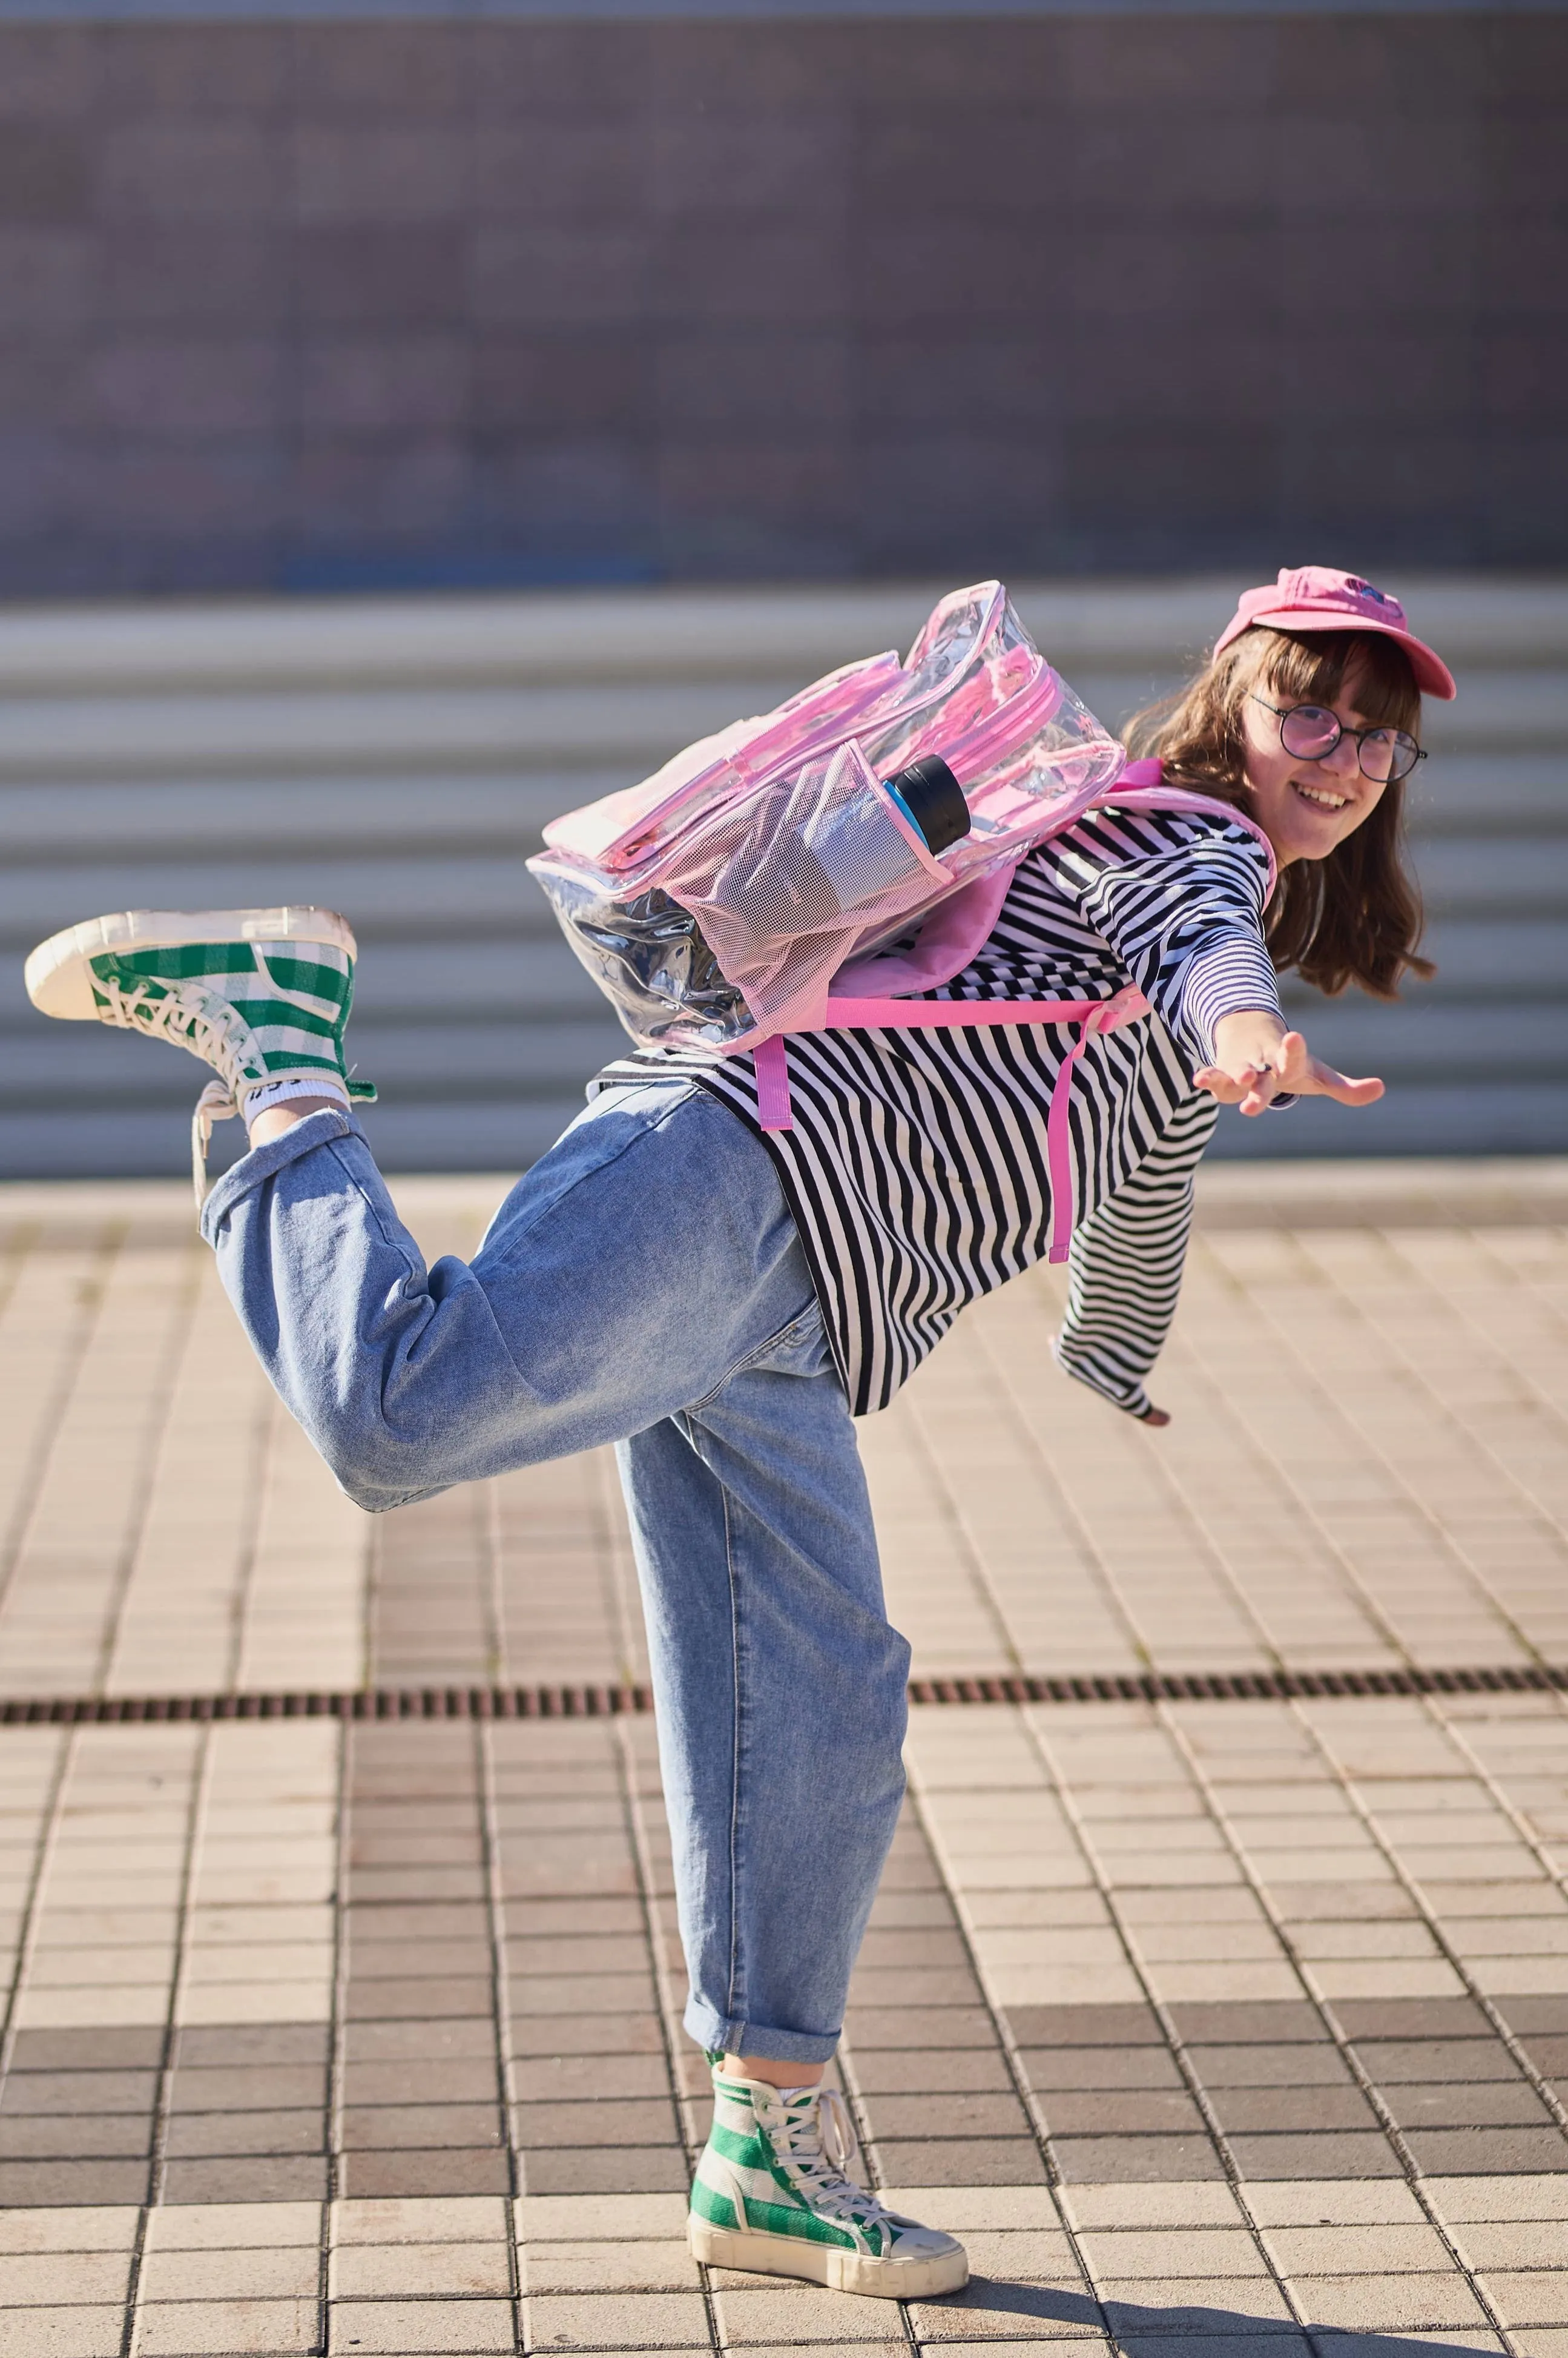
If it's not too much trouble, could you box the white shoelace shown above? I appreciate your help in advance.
[768,2087,901,2245]
[87,973,259,1206]
[97,972,259,1083]
[93,968,356,1206]
[191,1080,239,1206]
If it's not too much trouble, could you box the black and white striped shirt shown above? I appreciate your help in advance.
[595,804,1284,1416]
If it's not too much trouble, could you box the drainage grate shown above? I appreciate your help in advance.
[1,1660,1566,1726]
[908,1663,1568,1704]
[0,1685,655,1725]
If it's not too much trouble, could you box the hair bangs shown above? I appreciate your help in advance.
[1259,628,1421,736]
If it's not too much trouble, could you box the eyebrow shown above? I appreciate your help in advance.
[1313,697,1395,732]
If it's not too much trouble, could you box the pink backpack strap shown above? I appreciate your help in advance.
[753,985,1149,1264]
[1096,761,1279,905]
[754,1031,794,1129]
[829,862,1021,1000]
[746,757,1274,1267]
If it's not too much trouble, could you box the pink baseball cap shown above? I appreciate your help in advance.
[1214,566,1456,699]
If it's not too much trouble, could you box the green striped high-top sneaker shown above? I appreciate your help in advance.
[689,2062,967,2299]
[24,908,375,1198]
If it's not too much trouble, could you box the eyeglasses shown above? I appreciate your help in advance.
[1251,696,1425,786]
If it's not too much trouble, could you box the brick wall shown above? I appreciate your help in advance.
[1,12,1564,595]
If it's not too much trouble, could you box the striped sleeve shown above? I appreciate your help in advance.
[1052,1089,1219,1418]
[1041,813,1283,1068]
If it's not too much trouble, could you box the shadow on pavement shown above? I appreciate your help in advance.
[918,2274,1499,2357]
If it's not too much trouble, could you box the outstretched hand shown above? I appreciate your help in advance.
[1077,1012,1383,1434]
[1196,1014,1384,1119]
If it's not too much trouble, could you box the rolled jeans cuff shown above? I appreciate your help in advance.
[683,1995,842,2067]
[199,1106,361,1246]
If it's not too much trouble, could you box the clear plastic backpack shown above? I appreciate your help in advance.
[530,583,1272,1259]
[530,582,1130,1042]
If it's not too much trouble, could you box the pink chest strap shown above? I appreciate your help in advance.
[750,983,1150,1266]
[741,768,1271,1267]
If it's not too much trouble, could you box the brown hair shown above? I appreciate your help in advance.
[1124,626,1433,998]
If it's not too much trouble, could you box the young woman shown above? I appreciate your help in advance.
[25,567,1451,2298]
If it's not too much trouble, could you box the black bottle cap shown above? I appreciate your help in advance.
[884,755,970,857]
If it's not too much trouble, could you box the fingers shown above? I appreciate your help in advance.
[1288,1037,1385,1106]
[1194,1062,1274,1109]
[1194,1061,1282,1117]
[1197,1035,1386,1115]
[1313,1068,1385,1107]
[1238,1063,1282,1116]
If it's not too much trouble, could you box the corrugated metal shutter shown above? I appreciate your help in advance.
[2,580,1563,1178]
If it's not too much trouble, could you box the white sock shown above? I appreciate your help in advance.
[245,1077,350,1120]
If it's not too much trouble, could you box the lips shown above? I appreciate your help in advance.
[1292,780,1350,812]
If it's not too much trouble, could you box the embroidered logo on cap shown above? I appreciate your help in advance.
[1281,569,1406,624]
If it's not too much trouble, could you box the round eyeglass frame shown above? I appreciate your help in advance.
[1251,695,1425,786]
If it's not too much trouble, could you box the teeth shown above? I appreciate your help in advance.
[1294,783,1348,810]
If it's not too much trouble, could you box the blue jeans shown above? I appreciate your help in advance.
[200,1080,911,2065]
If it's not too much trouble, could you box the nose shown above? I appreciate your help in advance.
[1318,732,1361,782]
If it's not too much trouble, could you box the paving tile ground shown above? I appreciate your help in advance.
[0,1161,1565,2354]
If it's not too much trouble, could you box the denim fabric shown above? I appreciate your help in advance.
[201,1079,911,2064]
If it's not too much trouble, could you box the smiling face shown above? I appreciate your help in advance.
[1227,629,1421,870]
[1237,664,1388,867]
[1124,619,1429,997]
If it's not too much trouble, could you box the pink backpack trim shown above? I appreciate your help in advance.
[534,584,1135,1053]
[745,761,1276,1265]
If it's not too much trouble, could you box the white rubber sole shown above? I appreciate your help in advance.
[25,908,358,1022]
[688,2218,968,2299]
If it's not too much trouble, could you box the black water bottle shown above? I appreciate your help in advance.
[883,756,970,856]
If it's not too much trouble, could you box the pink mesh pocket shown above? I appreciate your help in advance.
[657,741,951,1035]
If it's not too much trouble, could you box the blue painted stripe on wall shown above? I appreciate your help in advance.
[0,0,1559,19]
